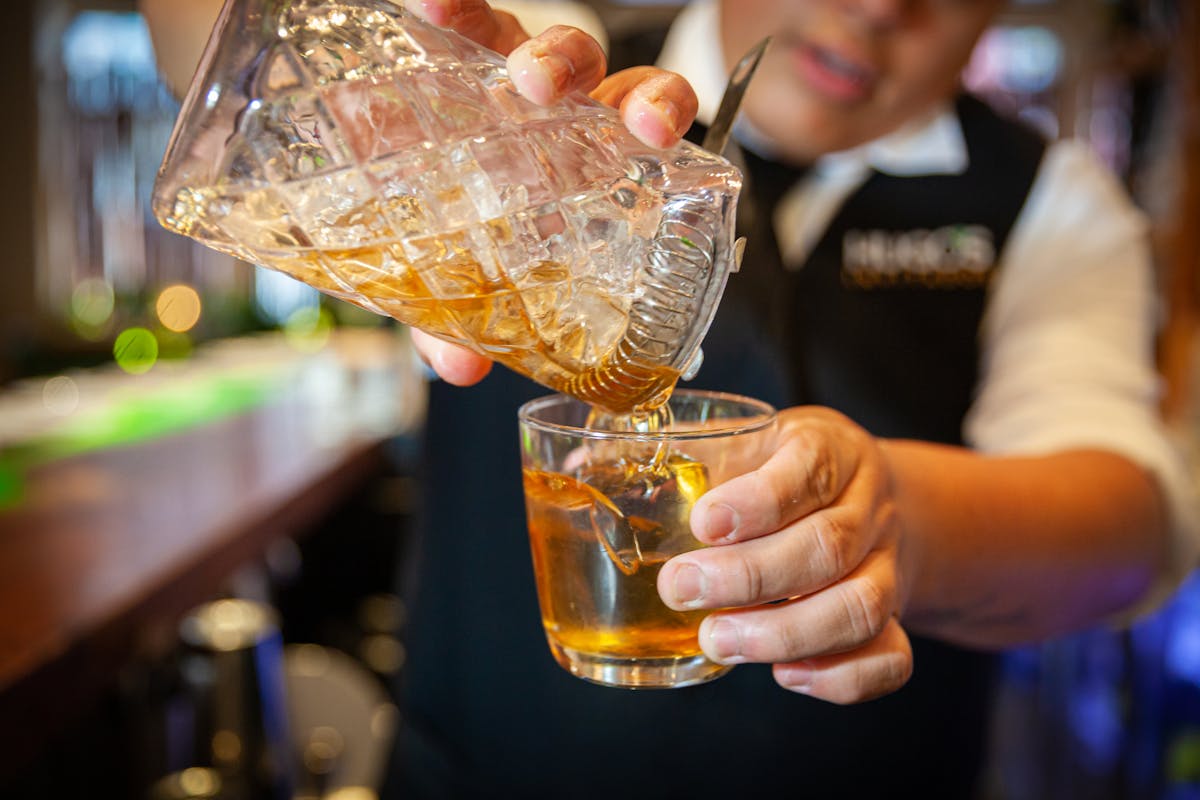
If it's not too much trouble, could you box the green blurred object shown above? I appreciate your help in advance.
[1166,728,1200,781]
[113,327,159,374]
[0,459,23,509]
[0,370,279,510]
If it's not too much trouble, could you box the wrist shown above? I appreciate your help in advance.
[877,438,935,626]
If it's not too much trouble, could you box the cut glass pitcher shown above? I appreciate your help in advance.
[152,0,743,413]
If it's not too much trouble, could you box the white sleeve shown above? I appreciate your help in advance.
[966,139,1200,617]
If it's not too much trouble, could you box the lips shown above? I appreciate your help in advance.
[792,41,877,103]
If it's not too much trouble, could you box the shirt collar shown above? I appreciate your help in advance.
[656,0,969,178]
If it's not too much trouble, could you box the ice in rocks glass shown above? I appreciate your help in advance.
[519,391,778,688]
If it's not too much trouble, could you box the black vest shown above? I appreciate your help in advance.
[726,93,1045,443]
[390,98,1046,800]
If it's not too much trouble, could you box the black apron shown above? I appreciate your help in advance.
[387,94,1045,800]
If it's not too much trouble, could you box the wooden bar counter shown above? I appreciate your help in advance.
[0,331,423,776]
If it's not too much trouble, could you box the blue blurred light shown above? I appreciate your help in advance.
[965,25,1064,97]
[1067,680,1125,772]
[61,11,172,115]
[1165,585,1200,685]
[1002,27,1064,94]
[254,267,320,326]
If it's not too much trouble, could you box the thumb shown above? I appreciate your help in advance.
[411,328,494,386]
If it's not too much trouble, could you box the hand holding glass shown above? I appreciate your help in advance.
[518,391,777,688]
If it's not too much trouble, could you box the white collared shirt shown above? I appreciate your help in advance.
[659,0,1199,612]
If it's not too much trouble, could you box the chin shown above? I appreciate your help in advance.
[750,72,890,155]
[750,104,860,162]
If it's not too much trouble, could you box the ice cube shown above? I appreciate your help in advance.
[589,500,640,577]
[514,260,572,325]
[211,186,305,251]
[669,457,710,506]
[484,212,539,276]
[256,46,302,94]
[243,91,353,183]
[279,171,394,248]
[363,6,436,69]
[365,151,439,236]
[555,281,628,362]
[283,5,391,86]
[320,78,431,161]
[527,120,621,196]
[467,137,556,213]
[575,456,708,574]
[453,144,502,221]
[411,66,498,141]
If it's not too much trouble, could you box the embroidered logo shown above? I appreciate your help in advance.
[841,224,995,288]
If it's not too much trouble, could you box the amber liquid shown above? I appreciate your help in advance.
[165,185,678,413]
[523,454,709,660]
[301,245,679,413]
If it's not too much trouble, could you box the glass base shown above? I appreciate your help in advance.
[547,640,732,689]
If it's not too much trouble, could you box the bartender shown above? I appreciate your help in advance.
[397,0,1198,797]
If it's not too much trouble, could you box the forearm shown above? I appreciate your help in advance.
[885,439,1169,650]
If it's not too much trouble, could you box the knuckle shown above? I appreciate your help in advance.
[821,665,873,706]
[729,551,766,605]
[792,427,837,505]
[886,649,915,692]
[829,653,909,706]
[825,684,865,706]
[875,499,901,538]
[772,620,808,662]
[806,455,837,508]
[841,578,889,643]
[493,9,522,31]
[808,515,851,583]
[642,68,681,93]
[744,466,786,530]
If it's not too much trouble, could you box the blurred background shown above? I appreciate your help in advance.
[0,0,1196,798]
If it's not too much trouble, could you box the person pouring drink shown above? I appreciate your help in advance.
[389,0,1198,796]
[137,0,1199,795]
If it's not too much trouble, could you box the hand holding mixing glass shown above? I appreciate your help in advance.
[153,0,764,414]
[153,0,769,687]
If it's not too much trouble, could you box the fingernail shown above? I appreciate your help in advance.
[509,48,573,105]
[672,562,706,608]
[411,0,440,23]
[703,503,740,542]
[708,618,744,663]
[627,94,684,148]
[777,662,813,693]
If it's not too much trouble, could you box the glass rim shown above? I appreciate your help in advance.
[517,389,778,441]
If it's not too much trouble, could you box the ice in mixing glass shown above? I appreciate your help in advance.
[154,0,743,413]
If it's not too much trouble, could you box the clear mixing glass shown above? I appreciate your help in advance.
[153,0,743,412]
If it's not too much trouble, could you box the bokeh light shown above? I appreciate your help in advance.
[359,634,406,675]
[70,279,116,340]
[155,284,202,333]
[965,25,1064,95]
[212,729,242,764]
[176,767,221,798]
[255,266,319,326]
[113,327,159,374]
[42,376,80,416]
[284,306,334,352]
[156,328,194,362]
